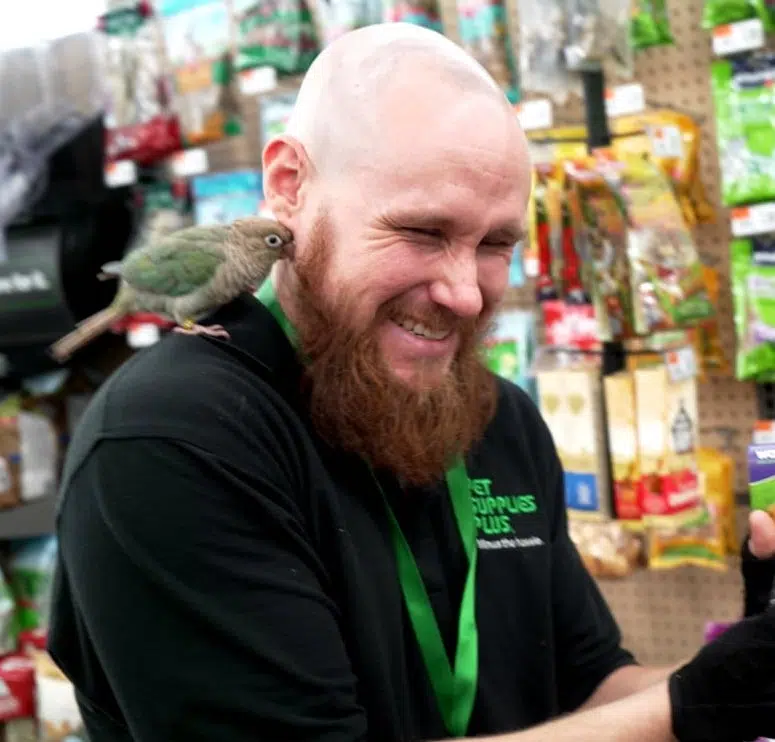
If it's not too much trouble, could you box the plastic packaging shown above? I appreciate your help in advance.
[233,0,319,74]
[631,0,675,49]
[382,0,443,31]
[192,169,264,225]
[99,2,182,165]
[563,0,634,77]
[307,0,382,48]
[158,0,241,145]
[712,53,775,207]
[702,0,775,30]
[456,0,520,102]
[482,308,538,401]
[259,90,298,145]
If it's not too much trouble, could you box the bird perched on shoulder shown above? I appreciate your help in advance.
[49,217,294,363]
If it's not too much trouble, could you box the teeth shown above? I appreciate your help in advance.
[397,319,450,341]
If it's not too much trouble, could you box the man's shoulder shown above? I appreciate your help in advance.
[491,375,545,433]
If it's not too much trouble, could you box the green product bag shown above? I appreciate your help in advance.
[732,236,775,381]
[702,0,775,29]
[712,55,775,207]
[632,0,674,49]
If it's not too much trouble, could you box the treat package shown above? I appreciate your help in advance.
[233,0,319,74]
[702,0,775,29]
[307,0,382,48]
[631,0,674,49]
[99,2,182,166]
[731,236,775,381]
[569,519,643,578]
[516,0,577,103]
[258,89,298,145]
[457,0,520,103]
[382,0,443,31]
[604,371,642,528]
[192,170,264,225]
[563,0,634,78]
[601,154,714,335]
[647,504,727,571]
[691,265,729,378]
[531,161,563,301]
[712,54,775,207]
[33,650,87,741]
[0,570,16,658]
[697,447,738,556]
[508,241,526,287]
[565,154,632,341]
[482,308,538,402]
[158,0,241,145]
[9,537,58,641]
[748,443,775,521]
[0,654,37,741]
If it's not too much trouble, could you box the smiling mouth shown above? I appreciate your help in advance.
[393,318,452,341]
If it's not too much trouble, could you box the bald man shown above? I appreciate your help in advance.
[50,23,775,742]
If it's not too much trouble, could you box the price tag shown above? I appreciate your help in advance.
[104,160,137,188]
[170,148,209,178]
[648,124,683,158]
[730,203,775,237]
[239,66,278,96]
[515,99,553,131]
[712,18,764,56]
[604,84,645,118]
[666,346,698,383]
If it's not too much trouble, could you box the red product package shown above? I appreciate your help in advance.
[99,2,182,166]
[0,654,36,722]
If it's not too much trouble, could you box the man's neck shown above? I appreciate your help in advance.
[272,260,304,332]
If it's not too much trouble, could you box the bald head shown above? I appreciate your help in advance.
[283,23,513,174]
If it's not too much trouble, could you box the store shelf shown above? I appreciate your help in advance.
[0,494,57,540]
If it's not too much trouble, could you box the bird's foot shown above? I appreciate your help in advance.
[173,323,231,340]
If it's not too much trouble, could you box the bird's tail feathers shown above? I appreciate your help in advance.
[49,305,125,363]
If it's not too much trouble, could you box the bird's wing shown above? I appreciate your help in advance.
[120,226,229,297]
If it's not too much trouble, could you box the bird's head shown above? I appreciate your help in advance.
[232,217,295,260]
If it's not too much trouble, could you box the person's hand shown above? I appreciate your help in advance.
[749,510,775,559]
[668,608,775,742]
[743,511,775,617]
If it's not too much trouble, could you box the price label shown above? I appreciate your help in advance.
[604,83,645,118]
[239,66,278,96]
[648,124,683,158]
[170,148,209,178]
[515,99,553,131]
[712,18,764,56]
[104,160,137,188]
[666,346,698,383]
[730,203,775,237]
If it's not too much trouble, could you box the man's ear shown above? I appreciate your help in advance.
[262,135,313,221]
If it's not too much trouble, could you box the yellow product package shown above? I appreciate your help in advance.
[690,266,728,378]
[647,505,727,571]
[697,446,738,556]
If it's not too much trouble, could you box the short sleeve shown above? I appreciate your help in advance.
[548,459,638,713]
[50,436,368,742]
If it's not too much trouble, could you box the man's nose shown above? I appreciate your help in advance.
[428,252,483,318]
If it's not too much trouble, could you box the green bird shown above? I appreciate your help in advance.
[49,217,294,363]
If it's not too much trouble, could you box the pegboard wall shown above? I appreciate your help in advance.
[0,0,758,666]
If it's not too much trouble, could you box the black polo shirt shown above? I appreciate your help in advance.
[49,293,636,742]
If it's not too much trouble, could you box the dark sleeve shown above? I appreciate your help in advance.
[742,534,775,617]
[54,436,367,742]
[547,456,638,713]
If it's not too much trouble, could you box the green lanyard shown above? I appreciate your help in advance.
[255,277,479,738]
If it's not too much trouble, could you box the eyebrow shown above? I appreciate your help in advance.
[380,210,525,244]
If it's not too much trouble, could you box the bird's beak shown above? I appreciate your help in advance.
[283,241,296,261]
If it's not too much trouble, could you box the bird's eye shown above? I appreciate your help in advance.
[264,234,284,249]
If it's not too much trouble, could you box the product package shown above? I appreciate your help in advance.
[457,0,519,102]
[731,236,775,382]
[33,650,87,741]
[569,518,643,578]
[537,362,612,520]
[9,536,58,641]
[307,0,382,48]
[712,53,775,207]
[0,654,36,741]
[630,0,674,49]
[482,309,538,402]
[604,371,642,527]
[158,0,241,145]
[99,2,182,165]
[192,170,264,225]
[698,447,739,557]
[381,0,443,31]
[233,0,319,74]
[258,90,298,145]
[748,443,775,520]
[702,0,775,29]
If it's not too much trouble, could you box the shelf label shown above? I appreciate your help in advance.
[666,346,698,383]
[170,148,208,178]
[239,66,278,96]
[604,84,645,118]
[712,19,765,56]
[648,124,683,158]
[731,203,775,237]
[516,99,553,131]
[104,160,137,188]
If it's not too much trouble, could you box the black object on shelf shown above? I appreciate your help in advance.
[582,65,612,153]
[0,494,56,540]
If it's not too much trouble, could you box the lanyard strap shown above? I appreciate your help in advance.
[256,276,479,737]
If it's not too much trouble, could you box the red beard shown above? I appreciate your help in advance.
[290,214,498,486]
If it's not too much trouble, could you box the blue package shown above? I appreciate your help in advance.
[482,308,537,401]
[192,170,263,226]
